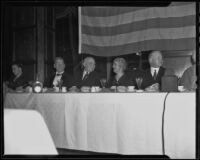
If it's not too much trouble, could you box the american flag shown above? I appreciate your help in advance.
[78,2,196,57]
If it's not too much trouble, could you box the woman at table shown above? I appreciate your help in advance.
[5,62,29,91]
[108,57,135,87]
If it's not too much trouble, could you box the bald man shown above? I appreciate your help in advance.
[72,57,101,88]
[141,50,175,90]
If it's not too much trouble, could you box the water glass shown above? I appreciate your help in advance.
[136,77,143,90]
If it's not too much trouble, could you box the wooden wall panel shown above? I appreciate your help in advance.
[44,7,56,81]
[13,7,35,27]
[12,7,36,82]
[11,7,55,83]
[13,29,36,61]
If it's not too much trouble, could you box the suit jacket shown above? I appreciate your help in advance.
[126,69,141,87]
[108,73,135,87]
[43,71,73,88]
[7,73,29,90]
[141,67,174,89]
[73,70,101,88]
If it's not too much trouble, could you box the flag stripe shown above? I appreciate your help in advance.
[82,26,195,47]
[81,3,195,27]
[79,3,196,56]
[82,7,147,17]
[81,38,195,57]
[81,2,194,17]
[82,15,195,36]
[78,7,82,53]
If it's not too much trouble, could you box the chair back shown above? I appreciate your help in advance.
[161,75,178,92]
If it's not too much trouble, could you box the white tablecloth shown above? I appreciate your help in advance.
[4,92,196,158]
[164,93,196,159]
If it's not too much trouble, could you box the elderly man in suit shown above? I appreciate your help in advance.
[70,57,101,90]
[141,50,174,91]
[43,57,73,90]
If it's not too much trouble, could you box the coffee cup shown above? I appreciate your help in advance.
[178,86,185,92]
[42,87,47,93]
[128,86,135,91]
[54,87,59,92]
[62,87,67,92]
[91,87,96,92]
[94,86,100,92]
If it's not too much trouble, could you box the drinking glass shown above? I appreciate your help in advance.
[100,78,107,88]
[136,77,143,90]
[58,79,63,91]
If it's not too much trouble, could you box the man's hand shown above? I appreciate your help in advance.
[145,83,160,92]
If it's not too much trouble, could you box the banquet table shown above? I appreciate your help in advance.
[4,91,196,159]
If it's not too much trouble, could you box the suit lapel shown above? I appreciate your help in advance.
[82,71,94,81]
[82,71,89,81]
[148,69,154,80]
[117,74,126,84]
[157,67,165,80]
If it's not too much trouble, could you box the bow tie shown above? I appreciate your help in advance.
[56,73,62,76]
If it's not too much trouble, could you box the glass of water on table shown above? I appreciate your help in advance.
[136,77,143,90]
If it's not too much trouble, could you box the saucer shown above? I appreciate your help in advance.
[136,89,144,92]
[127,89,135,92]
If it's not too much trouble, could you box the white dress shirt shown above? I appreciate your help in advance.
[53,71,64,87]
[82,70,89,80]
[150,67,159,77]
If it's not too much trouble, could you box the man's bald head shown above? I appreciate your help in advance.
[148,50,163,68]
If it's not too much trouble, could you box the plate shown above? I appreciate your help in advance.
[110,86,116,90]
[136,89,144,92]
[117,89,126,92]
[16,90,24,93]
[81,90,90,93]
[127,89,135,92]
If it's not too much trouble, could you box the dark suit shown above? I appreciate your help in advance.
[73,70,101,88]
[109,73,135,87]
[43,71,73,88]
[7,73,29,90]
[141,67,174,89]
[126,69,141,87]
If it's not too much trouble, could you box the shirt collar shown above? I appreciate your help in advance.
[151,67,159,72]
[150,67,159,75]
[56,71,64,75]
[83,70,90,75]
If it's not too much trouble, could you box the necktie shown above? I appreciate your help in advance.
[153,70,157,80]
[83,72,89,80]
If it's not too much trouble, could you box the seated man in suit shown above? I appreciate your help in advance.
[70,57,101,90]
[179,50,197,91]
[5,62,29,91]
[43,57,73,90]
[141,50,174,91]
[108,57,134,87]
